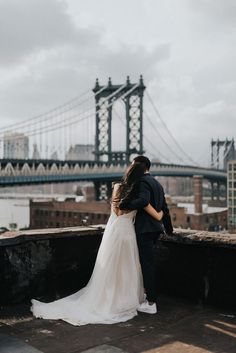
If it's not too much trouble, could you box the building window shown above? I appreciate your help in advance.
[186,216,190,223]
[56,211,60,216]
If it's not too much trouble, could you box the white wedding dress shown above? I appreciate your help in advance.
[31,209,144,326]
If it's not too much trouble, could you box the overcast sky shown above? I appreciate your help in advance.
[0,0,235,166]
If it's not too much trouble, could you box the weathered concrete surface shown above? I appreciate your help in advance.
[156,230,236,307]
[0,226,104,246]
[162,228,236,249]
[0,295,236,353]
[0,227,236,307]
[0,227,103,305]
[0,333,43,353]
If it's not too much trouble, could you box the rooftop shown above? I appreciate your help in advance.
[1,295,236,353]
[1,227,236,353]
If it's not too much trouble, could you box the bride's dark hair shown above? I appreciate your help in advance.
[113,162,146,204]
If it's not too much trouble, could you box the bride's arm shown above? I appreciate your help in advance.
[111,183,120,214]
[144,204,163,221]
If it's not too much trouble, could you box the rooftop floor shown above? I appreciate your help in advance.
[0,296,236,353]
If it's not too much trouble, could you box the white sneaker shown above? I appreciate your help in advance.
[137,300,157,314]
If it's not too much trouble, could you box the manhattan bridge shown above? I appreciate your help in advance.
[0,76,230,200]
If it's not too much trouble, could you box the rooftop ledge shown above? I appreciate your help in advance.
[0,226,236,249]
[0,225,236,311]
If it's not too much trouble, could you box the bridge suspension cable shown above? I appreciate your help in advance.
[0,89,93,132]
[0,84,111,135]
[144,109,185,163]
[146,90,198,166]
[0,83,139,141]
[1,110,94,140]
[0,84,138,149]
[143,134,172,163]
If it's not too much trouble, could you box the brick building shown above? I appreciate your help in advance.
[169,201,227,231]
[30,175,227,232]
[168,176,227,231]
[30,199,110,229]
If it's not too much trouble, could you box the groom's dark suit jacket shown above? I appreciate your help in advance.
[120,173,173,235]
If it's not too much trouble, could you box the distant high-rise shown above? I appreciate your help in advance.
[3,133,29,159]
[32,143,41,159]
[227,160,236,232]
[66,144,94,161]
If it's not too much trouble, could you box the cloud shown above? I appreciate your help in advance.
[0,0,235,165]
[0,0,170,122]
[0,0,78,65]
[188,0,236,28]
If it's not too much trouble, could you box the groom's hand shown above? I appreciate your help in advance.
[119,199,129,210]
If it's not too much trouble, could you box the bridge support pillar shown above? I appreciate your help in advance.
[211,181,215,200]
[216,182,220,200]
[94,181,112,201]
[221,182,227,200]
[210,181,226,202]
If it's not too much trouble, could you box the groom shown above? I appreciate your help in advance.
[119,155,173,314]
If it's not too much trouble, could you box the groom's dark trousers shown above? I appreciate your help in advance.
[120,173,173,303]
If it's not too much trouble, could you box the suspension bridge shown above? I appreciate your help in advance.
[0,76,229,199]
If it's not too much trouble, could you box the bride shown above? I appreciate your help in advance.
[31,162,163,325]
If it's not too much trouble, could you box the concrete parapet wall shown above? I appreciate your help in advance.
[157,229,236,307]
[0,227,235,307]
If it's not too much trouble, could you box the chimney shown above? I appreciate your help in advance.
[193,175,203,214]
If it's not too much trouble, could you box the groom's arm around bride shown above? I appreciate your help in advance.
[119,157,173,236]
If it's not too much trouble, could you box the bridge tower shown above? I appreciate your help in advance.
[210,138,234,201]
[211,138,235,170]
[93,76,145,165]
[92,75,145,200]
